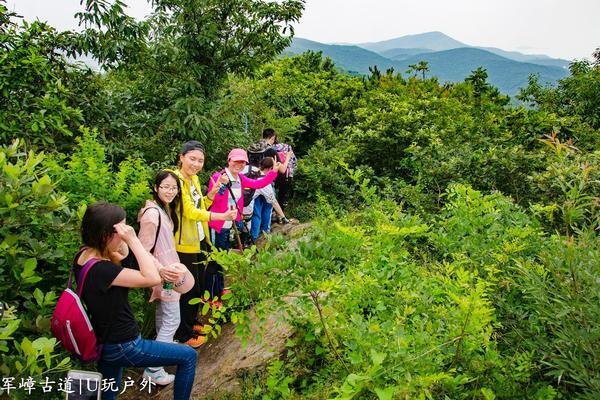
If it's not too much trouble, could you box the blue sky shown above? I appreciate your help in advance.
[7,0,600,60]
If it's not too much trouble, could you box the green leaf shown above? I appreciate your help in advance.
[374,386,396,400]
[32,174,53,195]
[21,258,37,278]
[201,301,210,315]
[481,388,496,400]
[221,292,232,300]
[33,288,44,306]
[370,349,386,366]
[20,338,34,355]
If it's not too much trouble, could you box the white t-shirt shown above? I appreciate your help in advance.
[190,183,205,241]
[223,169,242,229]
[242,166,261,215]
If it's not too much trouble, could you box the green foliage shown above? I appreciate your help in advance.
[519,51,600,130]
[252,51,364,153]
[45,128,151,221]
[150,0,304,98]
[0,8,84,149]
[227,180,599,399]
[67,0,304,164]
[1,7,599,399]
[0,140,74,381]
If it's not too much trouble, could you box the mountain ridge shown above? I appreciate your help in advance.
[285,35,570,96]
[354,31,569,68]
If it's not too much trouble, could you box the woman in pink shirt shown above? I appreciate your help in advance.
[207,148,279,251]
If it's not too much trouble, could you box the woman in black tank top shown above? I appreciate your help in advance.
[77,202,198,400]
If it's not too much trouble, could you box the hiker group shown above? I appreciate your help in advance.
[51,129,297,399]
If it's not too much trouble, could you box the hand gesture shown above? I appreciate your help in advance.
[159,262,185,282]
[224,207,238,221]
[113,222,137,245]
[218,173,229,186]
[273,159,282,171]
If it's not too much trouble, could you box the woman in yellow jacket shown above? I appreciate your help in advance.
[172,141,236,348]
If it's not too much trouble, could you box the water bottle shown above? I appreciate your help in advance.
[161,281,173,298]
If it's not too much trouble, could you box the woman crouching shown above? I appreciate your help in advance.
[75,202,197,400]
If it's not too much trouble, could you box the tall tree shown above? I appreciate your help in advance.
[69,0,305,161]
[407,60,429,79]
[518,47,600,130]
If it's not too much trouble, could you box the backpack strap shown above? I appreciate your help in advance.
[67,247,89,290]
[140,207,161,254]
[76,257,101,298]
[74,256,117,344]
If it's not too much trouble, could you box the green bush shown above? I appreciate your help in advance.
[0,139,73,383]
[45,128,152,222]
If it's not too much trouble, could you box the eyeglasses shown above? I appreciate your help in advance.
[158,186,179,193]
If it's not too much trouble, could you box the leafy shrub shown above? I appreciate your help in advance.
[0,140,73,383]
[45,128,152,222]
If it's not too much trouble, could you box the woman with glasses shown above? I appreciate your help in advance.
[172,141,237,348]
[137,170,194,385]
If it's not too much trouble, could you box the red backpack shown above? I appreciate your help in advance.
[51,253,103,363]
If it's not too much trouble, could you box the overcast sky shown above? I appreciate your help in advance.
[7,0,600,60]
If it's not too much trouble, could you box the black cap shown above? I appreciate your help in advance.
[181,140,204,155]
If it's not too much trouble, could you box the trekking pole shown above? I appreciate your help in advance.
[230,206,244,251]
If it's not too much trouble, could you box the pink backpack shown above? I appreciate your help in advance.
[51,253,103,363]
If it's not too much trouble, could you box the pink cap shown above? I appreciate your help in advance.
[228,148,248,163]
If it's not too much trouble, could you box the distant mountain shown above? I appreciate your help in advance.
[286,38,397,74]
[357,31,571,69]
[359,31,466,52]
[379,47,432,60]
[395,48,568,94]
[476,47,570,68]
[284,38,569,96]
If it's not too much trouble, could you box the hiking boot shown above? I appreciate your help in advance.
[143,368,174,386]
[183,335,206,348]
[192,324,204,334]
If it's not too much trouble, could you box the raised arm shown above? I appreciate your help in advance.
[241,169,278,189]
[277,150,293,174]
[111,223,161,288]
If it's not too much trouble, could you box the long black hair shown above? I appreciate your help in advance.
[152,170,181,234]
[81,202,126,256]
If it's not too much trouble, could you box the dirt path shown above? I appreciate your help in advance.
[122,220,309,399]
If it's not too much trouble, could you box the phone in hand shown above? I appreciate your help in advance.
[66,370,102,400]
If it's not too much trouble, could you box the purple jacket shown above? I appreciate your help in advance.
[207,169,278,232]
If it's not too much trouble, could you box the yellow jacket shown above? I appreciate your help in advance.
[172,169,212,253]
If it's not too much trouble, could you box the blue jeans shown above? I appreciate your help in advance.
[213,227,231,250]
[98,335,197,400]
[212,221,245,250]
[250,195,273,241]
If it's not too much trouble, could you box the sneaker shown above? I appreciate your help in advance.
[280,217,290,225]
[192,324,204,334]
[143,368,174,386]
[183,335,206,348]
